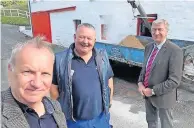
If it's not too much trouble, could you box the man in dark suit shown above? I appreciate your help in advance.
[138,19,183,128]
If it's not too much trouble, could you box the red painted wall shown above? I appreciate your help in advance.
[31,6,76,43]
[31,12,52,42]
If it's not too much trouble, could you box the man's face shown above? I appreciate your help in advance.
[74,26,96,55]
[151,23,168,44]
[8,44,54,104]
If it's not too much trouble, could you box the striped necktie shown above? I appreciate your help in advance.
[144,47,158,87]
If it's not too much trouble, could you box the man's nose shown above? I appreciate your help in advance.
[31,74,43,88]
[154,30,159,35]
[83,37,88,43]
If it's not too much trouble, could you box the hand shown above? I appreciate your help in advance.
[138,82,145,96]
[143,88,152,97]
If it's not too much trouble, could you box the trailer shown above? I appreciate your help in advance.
[52,35,194,84]
[95,36,194,83]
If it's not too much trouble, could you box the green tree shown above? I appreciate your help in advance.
[0,0,13,7]
[1,0,28,10]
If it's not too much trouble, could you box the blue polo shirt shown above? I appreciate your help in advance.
[71,51,104,120]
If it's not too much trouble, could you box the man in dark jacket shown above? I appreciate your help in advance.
[50,23,114,128]
[1,36,67,128]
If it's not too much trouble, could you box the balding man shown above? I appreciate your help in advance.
[1,36,67,128]
[50,23,114,128]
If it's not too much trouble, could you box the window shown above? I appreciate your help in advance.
[74,20,81,32]
[137,14,157,37]
[101,24,107,40]
[100,15,109,40]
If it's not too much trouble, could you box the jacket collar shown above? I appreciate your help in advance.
[2,88,66,128]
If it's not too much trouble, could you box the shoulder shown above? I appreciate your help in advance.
[96,48,109,59]
[145,42,154,50]
[165,40,183,57]
[44,97,62,111]
[166,40,182,51]
[1,89,21,118]
[1,90,6,100]
[95,48,109,62]
[95,48,107,55]
[1,89,8,97]
[1,90,7,109]
[55,49,68,59]
[1,89,13,103]
[54,49,69,67]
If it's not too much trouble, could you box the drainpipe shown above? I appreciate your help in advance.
[28,0,33,37]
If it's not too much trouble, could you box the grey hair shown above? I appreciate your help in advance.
[77,23,95,31]
[151,19,169,31]
[9,36,55,70]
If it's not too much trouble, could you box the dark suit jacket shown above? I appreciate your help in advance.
[138,40,183,108]
[1,88,67,128]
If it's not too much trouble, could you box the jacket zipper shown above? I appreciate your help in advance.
[96,57,107,114]
[68,56,76,122]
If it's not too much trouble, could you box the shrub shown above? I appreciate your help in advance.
[1,16,30,26]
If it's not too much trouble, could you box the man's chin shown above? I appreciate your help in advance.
[80,49,90,54]
[154,39,162,44]
[23,96,43,104]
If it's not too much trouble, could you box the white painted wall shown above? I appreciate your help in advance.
[50,11,75,47]
[139,1,194,41]
[30,0,194,46]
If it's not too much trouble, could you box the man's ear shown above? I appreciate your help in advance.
[8,64,13,85]
[8,64,13,71]
[74,34,76,41]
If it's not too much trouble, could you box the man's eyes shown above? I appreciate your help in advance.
[79,36,92,40]
[23,70,33,75]
[24,70,32,73]
[22,71,50,76]
[152,28,163,31]
[42,72,51,76]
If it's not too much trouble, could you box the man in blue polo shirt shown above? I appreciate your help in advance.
[50,23,114,128]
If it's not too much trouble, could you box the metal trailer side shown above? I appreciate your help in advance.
[50,37,194,86]
[94,36,194,84]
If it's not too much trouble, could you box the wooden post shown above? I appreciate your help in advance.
[17,9,19,17]
[26,11,28,18]
[10,9,12,17]
[3,10,5,16]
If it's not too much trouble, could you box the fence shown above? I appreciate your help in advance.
[1,9,30,18]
